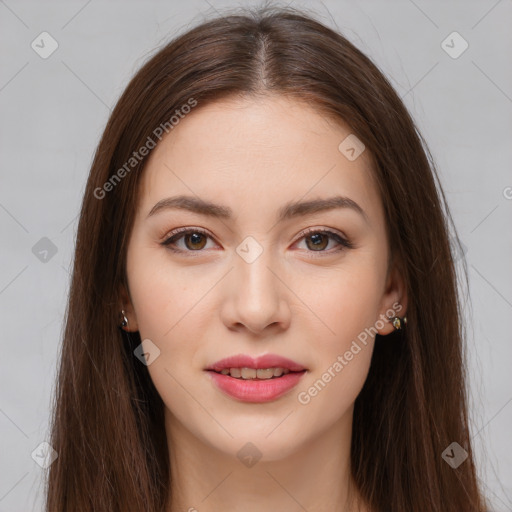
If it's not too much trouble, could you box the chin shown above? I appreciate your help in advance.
[199,420,309,462]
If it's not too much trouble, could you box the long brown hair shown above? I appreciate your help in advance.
[45,4,489,511]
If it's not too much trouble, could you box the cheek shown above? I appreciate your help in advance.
[303,259,383,352]
[294,261,382,413]
[126,245,215,375]
[126,252,210,427]
[127,244,209,339]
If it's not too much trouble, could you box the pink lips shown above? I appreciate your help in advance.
[206,354,306,372]
[205,354,307,403]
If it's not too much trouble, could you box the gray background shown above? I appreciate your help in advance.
[0,1,511,510]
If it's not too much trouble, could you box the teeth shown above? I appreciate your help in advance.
[230,368,241,378]
[241,368,257,379]
[217,367,294,380]
[257,368,274,379]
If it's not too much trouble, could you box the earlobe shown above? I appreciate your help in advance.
[118,307,140,333]
[119,310,129,328]
[118,283,139,332]
[377,308,407,336]
[377,304,408,336]
[377,262,408,336]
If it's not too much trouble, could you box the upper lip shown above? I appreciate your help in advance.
[206,354,306,372]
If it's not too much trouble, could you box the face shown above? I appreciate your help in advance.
[122,94,406,460]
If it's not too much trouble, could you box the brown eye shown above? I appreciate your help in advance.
[295,229,353,257]
[161,228,214,253]
[304,232,329,251]
[183,232,207,250]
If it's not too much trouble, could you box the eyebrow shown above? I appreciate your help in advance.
[147,194,369,224]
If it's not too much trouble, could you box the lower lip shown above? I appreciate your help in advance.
[206,370,306,403]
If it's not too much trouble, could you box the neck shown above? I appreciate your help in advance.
[164,405,368,512]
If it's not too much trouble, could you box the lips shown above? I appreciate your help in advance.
[205,354,306,373]
[204,354,307,403]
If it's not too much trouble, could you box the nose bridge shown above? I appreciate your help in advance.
[235,235,279,301]
[228,234,286,330]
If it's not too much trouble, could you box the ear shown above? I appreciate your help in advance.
[376,260,408,336]
[119,281,139,332]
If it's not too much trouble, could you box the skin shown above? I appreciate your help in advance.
[120,94,407,512]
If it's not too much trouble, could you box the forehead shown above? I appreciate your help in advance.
[137,95,383,228]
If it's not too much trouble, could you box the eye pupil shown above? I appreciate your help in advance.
[306,233,328,251]
[186,232,207,250]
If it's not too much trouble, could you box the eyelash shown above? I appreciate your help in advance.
[160,226,353,257]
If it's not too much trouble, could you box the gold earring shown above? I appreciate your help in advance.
[388,316,407,330]
[119,310,128,328]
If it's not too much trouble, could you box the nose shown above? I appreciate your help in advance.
[221,247,291,335]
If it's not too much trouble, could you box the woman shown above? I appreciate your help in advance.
[45,5,489,511]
